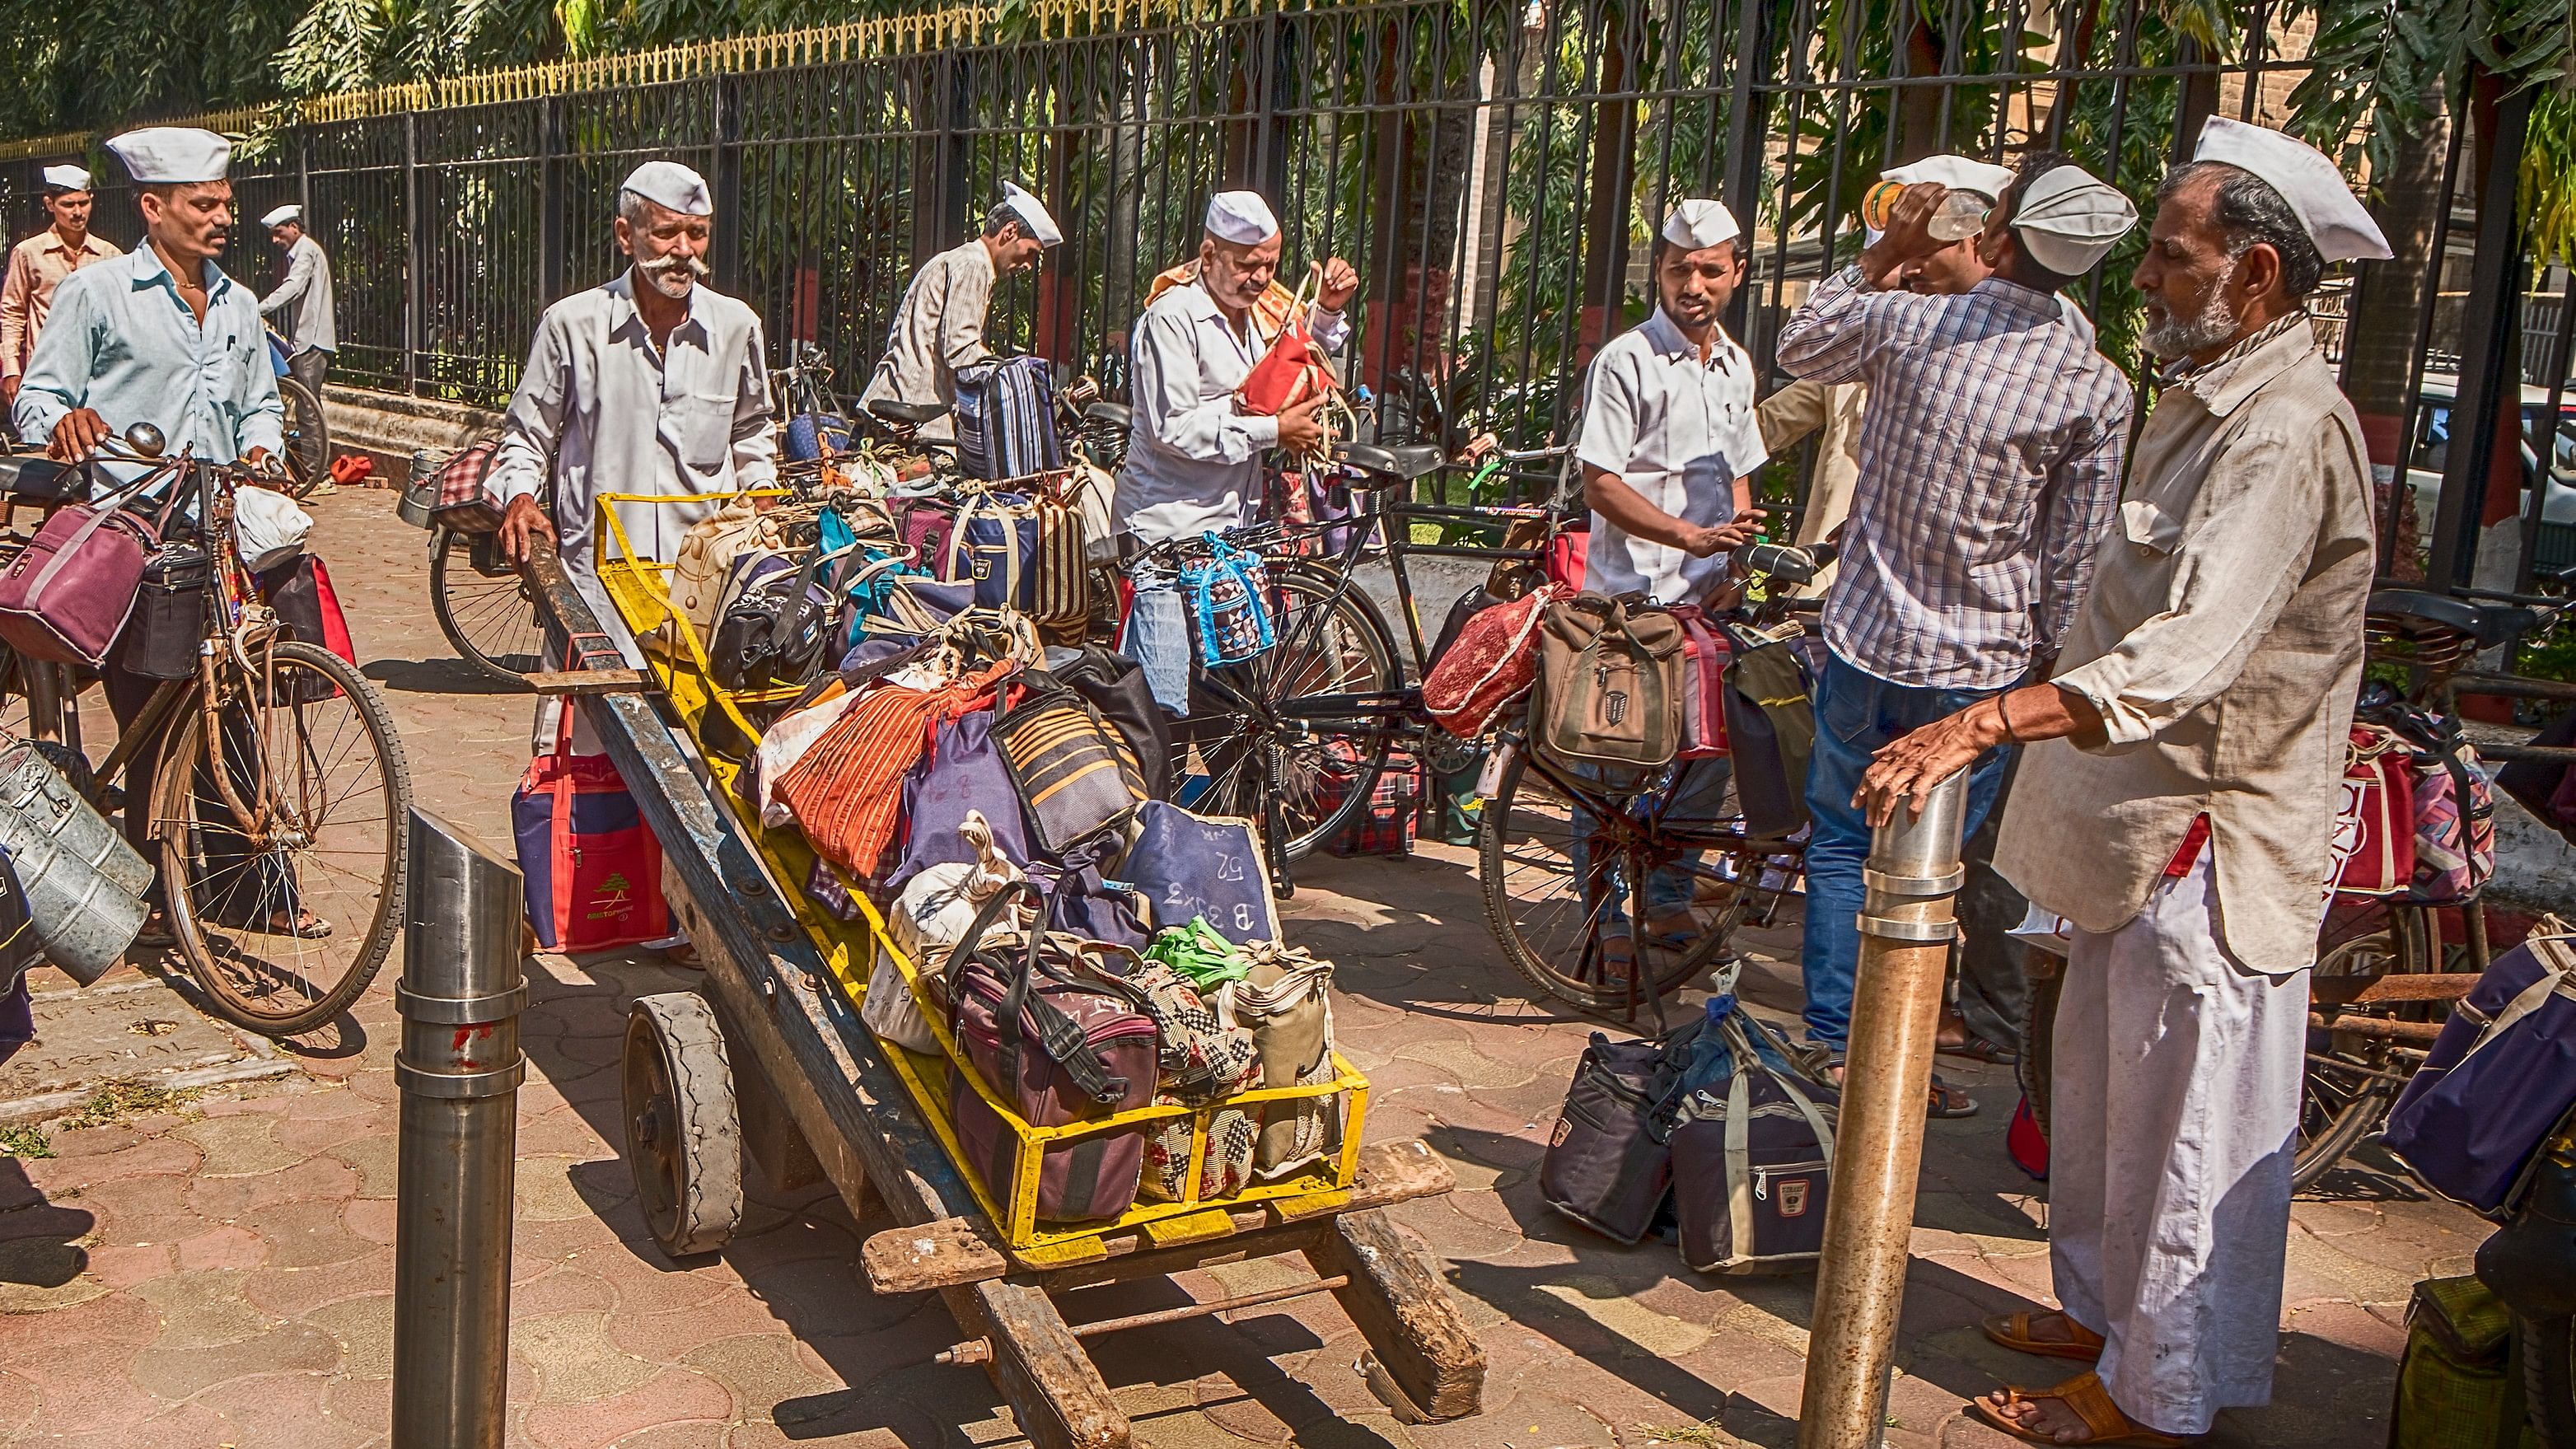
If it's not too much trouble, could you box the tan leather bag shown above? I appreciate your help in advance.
[1532,591,1687,769]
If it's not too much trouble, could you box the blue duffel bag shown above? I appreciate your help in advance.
[2382,930,2576,1219]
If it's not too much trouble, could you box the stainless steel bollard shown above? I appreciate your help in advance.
[391,808,528,1449]
[1797,769,1971,1449]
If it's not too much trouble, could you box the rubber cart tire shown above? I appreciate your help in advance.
[622,992,744,1258]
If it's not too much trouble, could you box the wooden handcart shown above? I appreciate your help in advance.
[525,521,1484,1449]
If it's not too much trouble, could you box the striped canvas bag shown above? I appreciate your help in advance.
[990,674,1149,857]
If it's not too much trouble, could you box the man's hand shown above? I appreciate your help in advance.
[1276,393,1330,457]
[498,493,555,565]
[1683,509,1768,557]
[1314,259,1359,313]
[235,446,284,489]
[1860,182,1949,288]
[44,408,110,462]
[1856,702,2000,828]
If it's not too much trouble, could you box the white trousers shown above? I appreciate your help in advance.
[2048,853,2307,1437]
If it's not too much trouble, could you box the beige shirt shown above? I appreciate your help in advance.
[1757,377,1866,592]
[1994,317,2377,975]
[858,239,996,442]
[0,228,120,379]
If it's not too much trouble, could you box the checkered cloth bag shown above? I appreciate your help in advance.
[1321,749,1421,858]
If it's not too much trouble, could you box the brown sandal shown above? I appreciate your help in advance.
[1982,1309,2105,1361]
[1970,1370,2192,1447]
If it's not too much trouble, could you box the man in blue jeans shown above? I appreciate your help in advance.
[1775,154,2137,1114]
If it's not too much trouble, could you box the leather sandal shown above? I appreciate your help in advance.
[1970,1370,2194,1447]
[1982,1309,2105,1361]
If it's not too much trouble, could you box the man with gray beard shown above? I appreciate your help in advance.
[1856,119,2391,1444]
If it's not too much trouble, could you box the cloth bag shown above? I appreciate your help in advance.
[0,482,156,668]
[1540,1031,1683,1244]
[429,439,507,533]
[1224,943,1341,1180]
[1045,645,1173,798]
[867,811,1031,1054]
[2382,929,2576,1218]
[1721,627,1817,841]
[1179,534,1274,667]
[511,713,669,951]
[233,485,313,571]
[1234,269,1338,417]
[991,674,1150,857]
[1667,991,1841,1274]
[2331,723,2418,895]
[939,492,1042,612]
[1667,604,1732,760]
[1420,585,1565,738]
[1121,801,1279,943]
[889,704,1034,892]
[1532,591,1686,769]
[664,497,790,658]
[955,356,1064,481]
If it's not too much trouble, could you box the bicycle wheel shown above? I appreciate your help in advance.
[431,526,545,685]
[156,640,411,1036]
[2295,908,2426,1190]
[1478,742,1742,1013]
[276,375,331,499]
[2521,1313,2576,1445]
[1177,562,1400,862]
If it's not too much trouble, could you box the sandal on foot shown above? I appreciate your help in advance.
[1928,1073,1980,1119]
[1982,1310,2104,1361]
[1938,1028,2021,1065]
[1970,1371,2193,1447]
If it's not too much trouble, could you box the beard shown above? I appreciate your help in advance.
[638,253,709,298]
[2141,264,2244,360]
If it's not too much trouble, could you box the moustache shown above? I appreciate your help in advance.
[639,254,711,279]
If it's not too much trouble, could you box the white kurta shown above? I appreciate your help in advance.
[2047,852,2305,1437]
[1573,307,1768,605]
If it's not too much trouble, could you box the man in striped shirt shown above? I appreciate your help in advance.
[1774,152,2136,1111]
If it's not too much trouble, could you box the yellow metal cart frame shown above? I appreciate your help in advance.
[521,502,1480,1449]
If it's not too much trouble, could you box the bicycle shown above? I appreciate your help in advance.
[16,429,412,1036]
[265,330,332,501]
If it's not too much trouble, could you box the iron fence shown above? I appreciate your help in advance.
[0,0,2562,588]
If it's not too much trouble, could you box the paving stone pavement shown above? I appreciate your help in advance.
[0,488,2490,1447]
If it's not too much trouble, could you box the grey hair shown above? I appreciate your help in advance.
[981,203,1022,239]
[616,187,658,229]
[2158,160,2326,298]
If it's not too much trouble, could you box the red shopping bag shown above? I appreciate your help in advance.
[309,557,357,665]
[511,712,667,951]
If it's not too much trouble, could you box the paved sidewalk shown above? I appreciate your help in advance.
[0,490,2487,1447]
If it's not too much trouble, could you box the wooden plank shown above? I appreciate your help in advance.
[2311,972,2480,1006]
[526,667,648,694]
[858,1140,1458,1294]
[530,543,1130,1449]
[1303,1210,1484,1423]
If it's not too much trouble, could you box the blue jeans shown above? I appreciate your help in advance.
[1798,649,2013,1049]
[1568,755,1736,928]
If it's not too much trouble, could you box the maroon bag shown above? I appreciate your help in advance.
[944,882,1158,1220]
[893,495,958,570]
[0,486,157,668]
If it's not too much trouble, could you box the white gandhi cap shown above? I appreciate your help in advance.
[1205,190,1279,245]
[1662,199,1740,250]
[620,160,713,218]
[104,128,231,185]
[2190,116,2393,264]
[2010,162,2137,273]
[261,204,302,228]
[1000,182,1062,247]
[40,165,90,192]
[1883,154,2017,200]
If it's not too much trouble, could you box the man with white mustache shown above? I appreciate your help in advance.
[490,159,777,747]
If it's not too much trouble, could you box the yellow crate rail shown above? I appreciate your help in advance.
[596,493,1367,1255]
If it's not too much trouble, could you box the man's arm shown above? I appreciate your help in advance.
[731,316,779,489]
[936,254,995,373]
[261,247,315,319]
[231,297,286,459]
[11,273,92,446]
[1756,378,1830,454]
[2030,391,2130,662]
[1774,266,1895,386]
[1134,304,1276,461]
[492,317,569,560]
[0,247,31,383]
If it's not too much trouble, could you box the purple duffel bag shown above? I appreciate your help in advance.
[2382,933,2576,1219]
[0,497,153,668]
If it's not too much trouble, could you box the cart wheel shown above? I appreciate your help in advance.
[622,993,744,1259]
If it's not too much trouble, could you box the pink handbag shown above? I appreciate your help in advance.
[0,488,157,668]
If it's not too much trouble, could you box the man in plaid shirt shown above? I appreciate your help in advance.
[1775,152,2136,1113]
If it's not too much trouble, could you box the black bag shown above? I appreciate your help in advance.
[1720,629,1818,841]
[119,538,210,680]
[1046,644,1172,797]
[2497,706,2576,850]
[991,672,1151,857]
[1540,1031,1682,1244]
[710,548,844,692]
[1428,584,1508,676]
[1667,998,1839,1274]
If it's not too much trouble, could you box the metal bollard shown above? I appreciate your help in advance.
[390,807,528,1449]
[1798,768,1971,1449]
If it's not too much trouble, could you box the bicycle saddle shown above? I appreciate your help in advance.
[2365,588,2536,649]
[1082,400,1133,431]
[867,399,950,426]
[1335,442,1446,484]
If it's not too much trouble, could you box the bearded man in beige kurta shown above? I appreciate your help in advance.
[1856,119,2393,1446]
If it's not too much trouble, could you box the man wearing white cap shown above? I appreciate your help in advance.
[1,163,118,415]
[1774,152,2135,1117]
[859,183,1061,442]
[259,203,336,418]
[1564,196,1768,963]
[1115,189,1357,711]
[491,158,775,753]
[1863,119,2388,1445]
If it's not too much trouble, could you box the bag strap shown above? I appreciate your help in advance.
[1723,1036,1757,1265]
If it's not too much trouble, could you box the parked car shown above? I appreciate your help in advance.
[2405,373,2576,568]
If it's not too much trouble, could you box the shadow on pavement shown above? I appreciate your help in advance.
[0,1157,94,1291]
[362,657,533,696]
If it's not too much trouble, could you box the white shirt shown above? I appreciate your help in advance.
[1574,308,1769,604]
[259,235,336,354]
[857,239,995,442]
[1115,278,1349,544]
[488,271,776,657]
